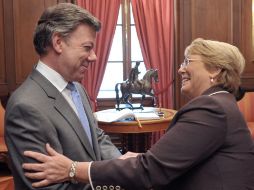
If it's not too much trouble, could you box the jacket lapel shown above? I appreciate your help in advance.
[30,70,96,160]
[54,96,96,160]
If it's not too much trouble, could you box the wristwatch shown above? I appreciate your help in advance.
[69,161,78,184]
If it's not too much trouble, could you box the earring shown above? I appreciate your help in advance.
[210,77,214,83]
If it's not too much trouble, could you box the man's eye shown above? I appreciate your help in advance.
[83,46,92,52]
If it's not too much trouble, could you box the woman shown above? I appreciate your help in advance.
[23,38,254,190]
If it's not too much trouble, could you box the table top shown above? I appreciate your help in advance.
[96,108,176,133]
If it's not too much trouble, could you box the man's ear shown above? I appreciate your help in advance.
[52,33,63,54]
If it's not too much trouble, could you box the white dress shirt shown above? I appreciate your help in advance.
[35,60,78,115]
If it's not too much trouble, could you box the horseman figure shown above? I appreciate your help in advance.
[128,61,141,84]
[127,61,143,91]
[115,63,159,110]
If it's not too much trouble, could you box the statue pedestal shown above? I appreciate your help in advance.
[115,103,143,110]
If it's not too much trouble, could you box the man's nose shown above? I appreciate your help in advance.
[88,50,97,61]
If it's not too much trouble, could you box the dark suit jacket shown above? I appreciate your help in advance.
[90,86,254,190]
[4,69,121,190]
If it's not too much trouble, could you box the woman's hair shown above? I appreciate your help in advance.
[33,3,101,56]
[185,38,245,96]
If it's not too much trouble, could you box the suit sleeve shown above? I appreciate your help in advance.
[95,127,121,159]
[4,102,79,190]
[90,97,227,189]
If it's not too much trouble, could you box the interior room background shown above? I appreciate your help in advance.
[0,0,254,158]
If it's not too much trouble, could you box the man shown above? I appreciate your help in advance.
[4,3,121,190]
[128,61,141,84]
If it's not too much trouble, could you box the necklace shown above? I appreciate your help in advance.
[208,90,229,96]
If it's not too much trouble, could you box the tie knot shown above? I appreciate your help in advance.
[66,82,76,92]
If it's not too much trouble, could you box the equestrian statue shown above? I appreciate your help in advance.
[115,62,159,110]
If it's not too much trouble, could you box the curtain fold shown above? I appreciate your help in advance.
[131,0,174,144]
[77,0,121,111]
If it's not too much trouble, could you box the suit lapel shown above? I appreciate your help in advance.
[54,95,96,160]
[30,70,96,160]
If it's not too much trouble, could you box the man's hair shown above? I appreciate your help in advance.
[33,3,101,56]
[185,38,245,96]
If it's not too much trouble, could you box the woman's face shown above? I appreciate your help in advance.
[178,55,214,99]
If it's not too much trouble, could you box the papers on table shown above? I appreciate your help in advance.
[94,108,160,122]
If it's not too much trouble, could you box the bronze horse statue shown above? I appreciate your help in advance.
[115,69,159,110]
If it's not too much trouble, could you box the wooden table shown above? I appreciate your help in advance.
[95,108,176,152]
[0,175,14,190]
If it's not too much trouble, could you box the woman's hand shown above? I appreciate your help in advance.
[118,151,140,160]
[22,143,72,187]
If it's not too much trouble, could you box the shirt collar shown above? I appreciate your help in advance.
[201,84,229,96]
[35,60,68,92]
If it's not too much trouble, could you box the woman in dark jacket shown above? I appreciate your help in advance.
[23,38,254,190]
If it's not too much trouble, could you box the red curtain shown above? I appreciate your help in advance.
[131,0,174,144]
[77,0,121,111]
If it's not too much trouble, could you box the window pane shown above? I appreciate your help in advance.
[131,26,143,61]
[117,6,122,24]
[108,26,123,61]
[130,4,135,24]
[97,3,144,99]
[97,62,123,98]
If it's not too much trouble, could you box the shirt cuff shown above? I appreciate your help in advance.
[88,161,94,190]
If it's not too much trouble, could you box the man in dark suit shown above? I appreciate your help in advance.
[4,3,121,190]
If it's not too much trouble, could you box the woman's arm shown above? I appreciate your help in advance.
[23,144,138,187]
[23,144,90,187]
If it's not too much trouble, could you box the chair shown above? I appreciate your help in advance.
[0,101,7,161]
[0,100,14,190]
[237,92,254,139]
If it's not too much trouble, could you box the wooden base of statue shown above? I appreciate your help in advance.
[115,103,143,111]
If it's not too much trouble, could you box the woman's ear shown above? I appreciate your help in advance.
[210,68,222,79]
[209,68,222,83]
[52,33,63,54]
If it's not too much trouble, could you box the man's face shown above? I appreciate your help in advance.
[57,24,97,82]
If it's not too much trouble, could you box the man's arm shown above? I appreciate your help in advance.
[95,127,121,159]
[5,102,75,189]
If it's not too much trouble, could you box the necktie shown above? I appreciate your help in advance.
[67,82,93,147]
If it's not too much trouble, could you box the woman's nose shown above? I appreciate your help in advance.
[178,64,185,75]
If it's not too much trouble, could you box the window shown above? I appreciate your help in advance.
[97,1,145,99]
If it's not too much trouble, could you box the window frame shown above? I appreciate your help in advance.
[96,0,153,109]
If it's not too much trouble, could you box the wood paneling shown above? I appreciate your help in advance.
[13,0,42,84]
[191,0,232,42]
[0,0,7,96]
[0,0,73,98]
[239,0,254,90]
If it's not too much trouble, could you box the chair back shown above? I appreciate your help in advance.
[0,101,5,137]
[237,92,254,139]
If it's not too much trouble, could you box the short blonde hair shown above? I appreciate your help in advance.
[185,38,245,96]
